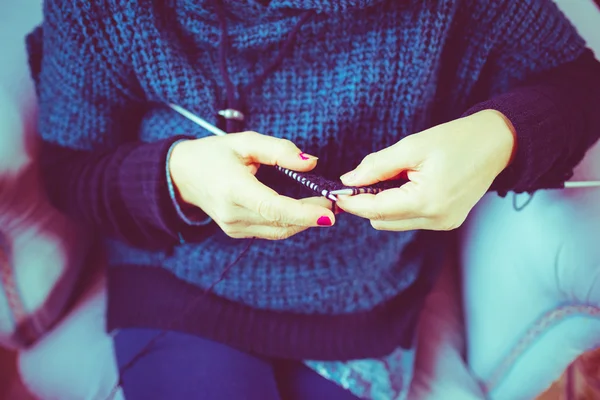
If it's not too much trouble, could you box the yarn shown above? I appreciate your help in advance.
[275,166,408,201]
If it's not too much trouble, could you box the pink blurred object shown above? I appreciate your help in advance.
[0,0,91,350]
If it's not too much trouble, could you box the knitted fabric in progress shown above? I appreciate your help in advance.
[273,167,406,200]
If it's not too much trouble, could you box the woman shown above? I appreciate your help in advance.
[26,0,600,398]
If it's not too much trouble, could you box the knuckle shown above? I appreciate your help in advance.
[280,139,298,152]
[274,138,299,161]
[218,212,239,226]
[361,153,377,170]
[228,185,248,206]
[435,216,461,231]
[220,224,238,238]
[269,228,292,241]
[257,199,281,222]
[368,208,385,221]
[226,230,245,239]
[239,130,260,138]
[422,200,445,218]
[235,131,259,151]
[214,207,235,224]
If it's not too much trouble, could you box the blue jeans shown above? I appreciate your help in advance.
[114,328,360,400]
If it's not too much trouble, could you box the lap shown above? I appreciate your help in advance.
[114,328,360,400]
[14,272,361,400]
[114,328,280,400]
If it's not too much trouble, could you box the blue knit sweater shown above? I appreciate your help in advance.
[27,0,600,360]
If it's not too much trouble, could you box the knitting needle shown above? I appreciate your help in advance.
[169,104,227,136]
[329,181,600,196]
[564,181,600,188]
[168,103,339,202]
[330,189,368,196]
[170,103,600,195]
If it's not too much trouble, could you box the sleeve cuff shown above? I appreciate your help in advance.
[117,135,213,245]
[462,87,571,196]
[461,50,600,196]
[165,139,213,227]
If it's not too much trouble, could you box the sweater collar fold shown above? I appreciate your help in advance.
[183,0,386,20]
[266,0,385,13]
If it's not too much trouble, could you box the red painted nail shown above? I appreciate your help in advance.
[299,152,318,161]
[317,216,333,226]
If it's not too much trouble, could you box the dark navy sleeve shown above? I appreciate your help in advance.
[464,50,600,195]
[458,0,600,195]
[26,1,212,250]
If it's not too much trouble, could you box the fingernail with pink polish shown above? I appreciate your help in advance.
[317,216,333,226]
[299,152,318,161]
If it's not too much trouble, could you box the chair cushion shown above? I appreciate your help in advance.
[0,0,90,349]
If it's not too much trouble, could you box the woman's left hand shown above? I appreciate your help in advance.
[336,110,516,232]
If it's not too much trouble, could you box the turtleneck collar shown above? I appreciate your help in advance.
[182,0,386,21]
[266,0,386,13]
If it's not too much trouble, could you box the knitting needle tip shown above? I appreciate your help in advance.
[564,181,600,188]
[329,189,355,196]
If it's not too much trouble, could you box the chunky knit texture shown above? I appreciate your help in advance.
[27,0,600,360]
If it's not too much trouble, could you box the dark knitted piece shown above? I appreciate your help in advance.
[27,0,600,360]
[273,168,407,200]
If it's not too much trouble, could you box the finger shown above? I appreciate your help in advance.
[299,196,335,211]
[229,131,318,172]
[336,183,421,221]
[239,224,310,241]
[298,196,347,215]
[369,218,433,232]
[213,206,294,227]
[232,177,335,227]
[340,136,422,187]
[370,216,463,232]
[219,201,332,227]
[299,195,347,215]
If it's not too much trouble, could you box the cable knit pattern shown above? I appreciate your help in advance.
[27,0,598,364]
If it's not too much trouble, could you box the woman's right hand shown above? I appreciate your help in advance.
[168,131,336,240]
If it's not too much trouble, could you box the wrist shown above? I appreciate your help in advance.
[167,139,213,227]
[168,139,193,205]
[474,109,517,170]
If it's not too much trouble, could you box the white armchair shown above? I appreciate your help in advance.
[0,0,90,351]
[460,176,600,400]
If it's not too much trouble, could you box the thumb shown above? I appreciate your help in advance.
[340,137,421,186]
[230,131,318,172]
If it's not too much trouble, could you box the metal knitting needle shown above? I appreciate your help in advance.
[168,103,339,202]
[169,103,227,136]
[564,181,600,188]
[330,189,367,196]
[170,103,600,195]
[330,181,600,196]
